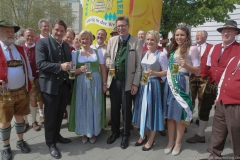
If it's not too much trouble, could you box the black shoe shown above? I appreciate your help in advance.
[120,129,131,136]
[57,135,71,144]
[159,130,166,136]
[49,145,61,159]
[107,134,120,144]
[196,119,199,126]
[1,148,12,160]
[108,120,112,126]
[142,141,155,151]
[16,141,31,153]
[121,136,129,149]
[130,124,134,130]
[184,128,187,133]
[135,135,148,146]
[190,119,193,123]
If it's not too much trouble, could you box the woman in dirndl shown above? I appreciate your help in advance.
[68,30,107,144]
[132,30,168,151]
[163,24,200,156]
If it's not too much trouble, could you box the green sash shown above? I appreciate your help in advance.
[167,51,193,124]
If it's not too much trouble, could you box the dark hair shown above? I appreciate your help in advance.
[97,28,107,36]
[52,20,67,31]
[116,16,129,25]
[66,28,75,38]
[167,23,192,58]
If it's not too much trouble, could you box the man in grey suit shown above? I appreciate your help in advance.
[106,16,142,149]
[35,20,71,159]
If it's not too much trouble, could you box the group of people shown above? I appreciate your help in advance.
[0,16,240,160]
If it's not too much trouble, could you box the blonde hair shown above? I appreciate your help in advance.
[145,30,160,44]
[78,30,94,44]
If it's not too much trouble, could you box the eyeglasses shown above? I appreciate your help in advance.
[116,24,128,28]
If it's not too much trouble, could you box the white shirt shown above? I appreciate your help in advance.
[25,43,35,48]
[0,41,33,89]
[197,42,206,57]
[72,49,104,64]
[141,49,168,81]
[207,40,235,66]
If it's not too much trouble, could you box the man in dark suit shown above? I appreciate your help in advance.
[106,16,142,149]
[35,20,71,159]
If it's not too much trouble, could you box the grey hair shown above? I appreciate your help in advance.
[197,30,208,37]
[38,19,50,29]
[24,28,36,35]
[17,29,26,38]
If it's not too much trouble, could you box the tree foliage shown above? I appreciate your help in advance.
[161,0,240,37]
[0,0,76,34]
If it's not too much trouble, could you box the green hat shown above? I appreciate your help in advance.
[217,20,240,35]
[0,20,20,33]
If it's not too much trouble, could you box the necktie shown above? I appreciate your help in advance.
[218,46,225,62]
[7,47,14,60]
[121,39,125,43]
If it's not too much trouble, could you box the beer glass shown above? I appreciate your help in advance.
[85,63,92,79]
[141,65,149,85]
[109,60,115,77]
[172,63,179,75]
[0,82,11,101]
[68,62,76,79]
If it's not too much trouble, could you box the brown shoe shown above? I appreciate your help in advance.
[32,122,41,131]
[39,116,44,123]
[186,134,205,143]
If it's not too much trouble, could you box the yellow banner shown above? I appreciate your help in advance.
[82,0,162,41]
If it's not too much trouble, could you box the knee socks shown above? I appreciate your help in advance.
[30,105,38,123]
[197,120,208,137]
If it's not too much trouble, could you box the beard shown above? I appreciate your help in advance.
[2,37,15,44]
[97,38,104,45]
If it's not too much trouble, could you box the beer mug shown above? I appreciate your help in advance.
[0,82,11,101]
[141,65,149,85]
[68,62,76,79]
[85,63,92,79]
[172,63,179,75]
[109,60,115,77]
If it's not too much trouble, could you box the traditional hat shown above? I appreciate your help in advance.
[110,27,118,36]
[217,20,240,34]
[0,20,20,33]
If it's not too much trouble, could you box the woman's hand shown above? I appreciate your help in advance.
[148,69,154,76]
[75,66,86,75]
[179,57,188,68]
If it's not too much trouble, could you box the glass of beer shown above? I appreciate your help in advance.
[85,63,92,79]
[172,63,179,75]
[141,65,149,85]
[69,62,76,79]
[109,60,115,77]
[1,82,11,101]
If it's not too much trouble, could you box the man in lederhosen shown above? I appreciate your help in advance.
[0,20,33,160]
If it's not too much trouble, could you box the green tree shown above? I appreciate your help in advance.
[0,0,76,34]
[161,0,240,39]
